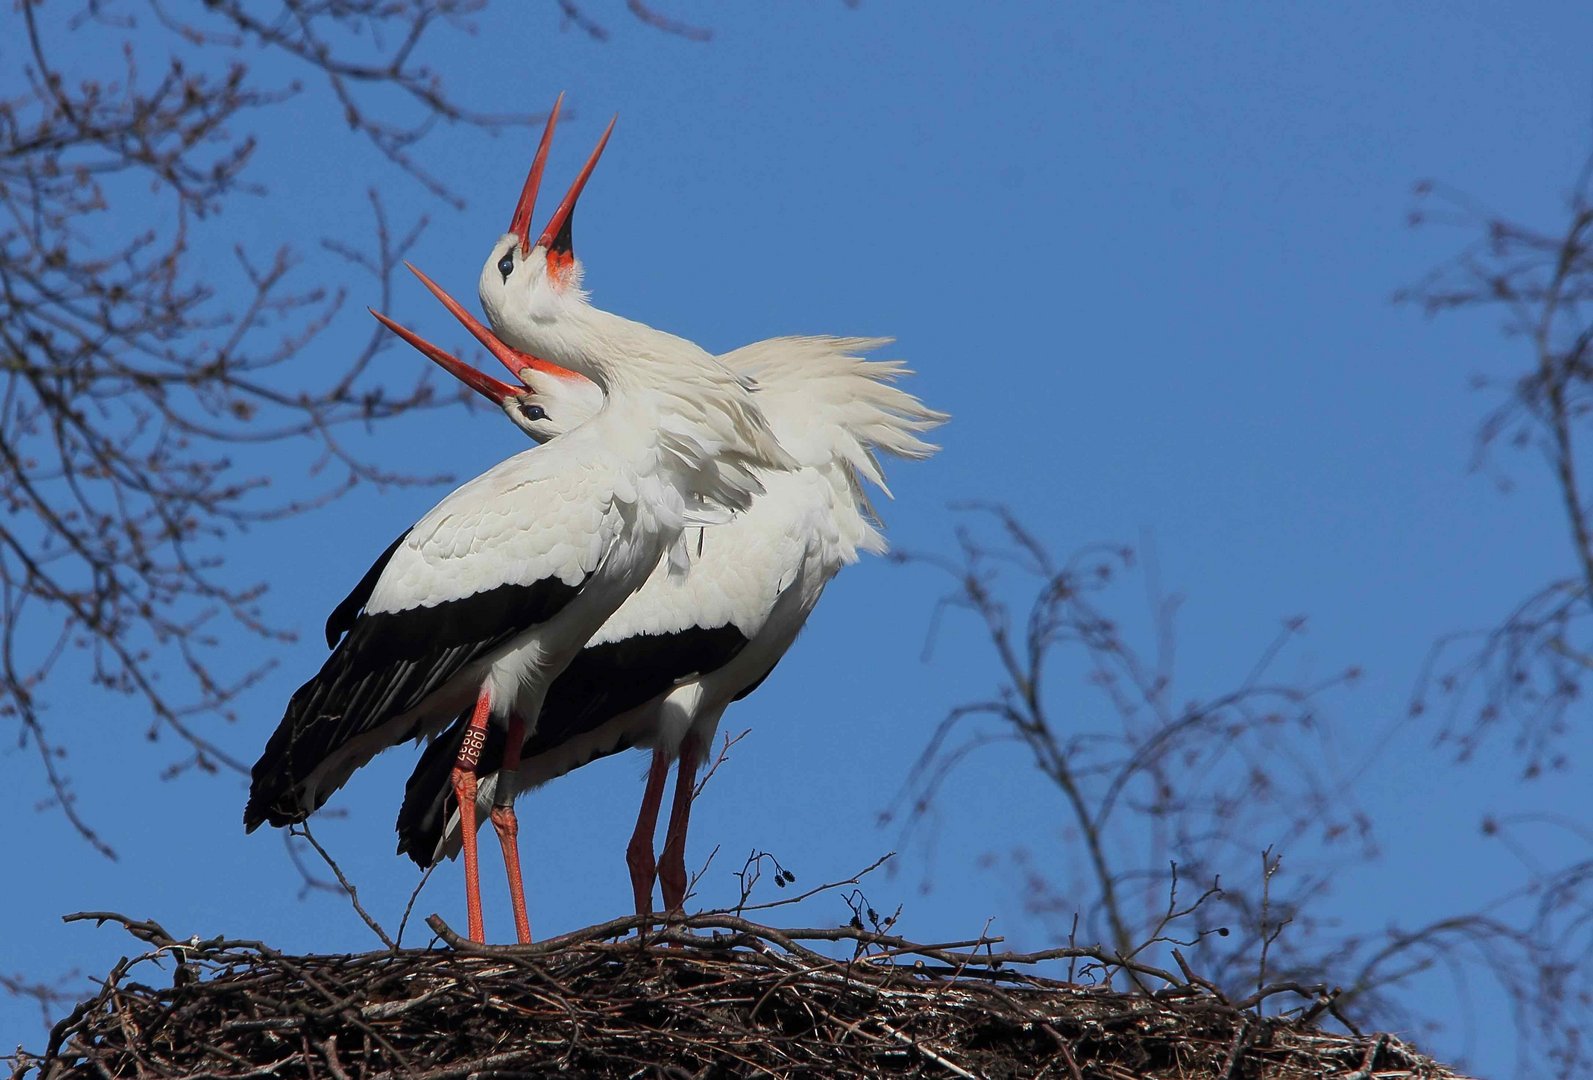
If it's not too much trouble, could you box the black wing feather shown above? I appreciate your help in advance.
[731,655,782,703]
[246,575,585,832]
[395,624,749,866]
[325,531,409,648]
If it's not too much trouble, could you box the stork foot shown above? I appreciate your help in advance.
[658,737,702,914]
[658,837,689,914]
[491,804,532,944]
[451,687,494,944]
[627,750,671,920]
[451,766,485,944]
[626,830,658,919]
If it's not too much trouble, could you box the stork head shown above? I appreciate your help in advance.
[372,266,603,443]
[479,95,616,337]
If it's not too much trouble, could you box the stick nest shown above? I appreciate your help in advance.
[20,912,1469,1080]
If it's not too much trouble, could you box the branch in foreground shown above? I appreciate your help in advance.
[20,912,1473,1080]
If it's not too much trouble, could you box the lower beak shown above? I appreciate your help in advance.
[403,262,566,383]
[369,308,520,405]
[536,114,618,258]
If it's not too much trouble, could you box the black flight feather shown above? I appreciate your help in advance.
[731,655,782,703]
[324,530,409,648]
[245,574,586,832]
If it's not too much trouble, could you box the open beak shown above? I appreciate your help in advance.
[508,93,564,255]
[536,114,618,275]
[403,261,568,383]
[402,262,576,388]
[369,308,521,406]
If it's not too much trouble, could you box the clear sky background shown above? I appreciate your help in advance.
[5,5,1591,1076]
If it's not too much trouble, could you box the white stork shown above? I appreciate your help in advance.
[387,102,947,915]
[245,136,791,944]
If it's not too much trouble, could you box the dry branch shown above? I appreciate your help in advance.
[17,911,1472,1080]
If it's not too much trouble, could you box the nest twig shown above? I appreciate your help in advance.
[15,911,1471,1079]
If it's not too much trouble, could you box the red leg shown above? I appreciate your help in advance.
[658,737,702,914]
[450,687,493,944]
[626,750,671,918]
[490,713,531,944]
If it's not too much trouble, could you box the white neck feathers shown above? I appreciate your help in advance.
[535,306,796,516]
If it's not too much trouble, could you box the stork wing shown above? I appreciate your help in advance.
[246,445,621,831]
[247,573,588,831]
[324,530,409,648]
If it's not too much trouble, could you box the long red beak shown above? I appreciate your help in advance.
[508,94,564,255]
[536,114,618,260]
[370,308,520,406]
[403,262,571,382]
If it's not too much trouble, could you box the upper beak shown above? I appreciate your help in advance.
[402,261,573,382]
[508,93,564,255]
[369,308,521,406]
[535,114,618,262]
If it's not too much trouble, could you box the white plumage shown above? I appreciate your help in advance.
[397,331,947,915]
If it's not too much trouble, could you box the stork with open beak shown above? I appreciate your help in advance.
[245,195,793,944]
[389,100,948,917]
[475,99,786,486]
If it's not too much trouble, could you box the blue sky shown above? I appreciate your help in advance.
[5,4,1592,1075]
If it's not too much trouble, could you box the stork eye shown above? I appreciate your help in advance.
[519,403,547,423]
[496,249,515,282]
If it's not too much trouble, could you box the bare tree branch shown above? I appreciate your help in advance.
[894,505,1591,1075]
[887,505,1365,963]
[1400,156,1593,771]
[0,1,557,854]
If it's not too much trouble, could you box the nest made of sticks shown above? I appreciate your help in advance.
[19,911,1469,1080]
